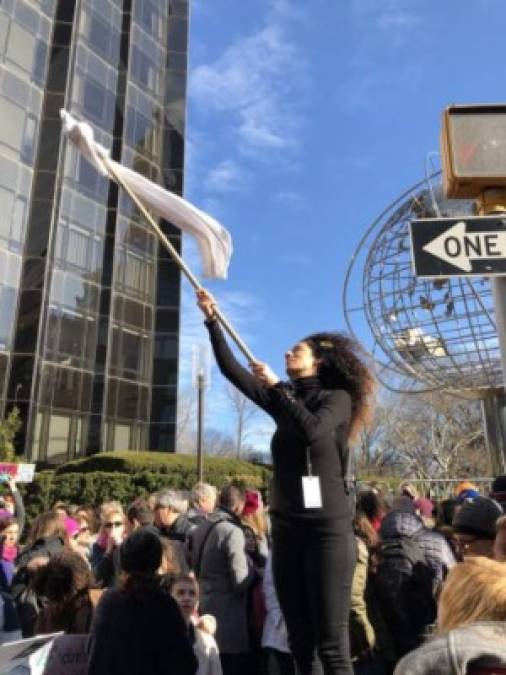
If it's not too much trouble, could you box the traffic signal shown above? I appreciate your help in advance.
[441,104,506,198]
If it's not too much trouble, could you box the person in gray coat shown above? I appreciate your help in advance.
[191,484,255,675]
[394,556,506,675]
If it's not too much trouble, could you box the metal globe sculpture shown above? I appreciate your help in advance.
[343,173,502,397]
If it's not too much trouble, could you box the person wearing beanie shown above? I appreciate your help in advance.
[87,529,197,675]
[454,481,478,497]
[490,475,506,513]
[455,488,480,504]
[452,496,503,559]
[414,498,435,528]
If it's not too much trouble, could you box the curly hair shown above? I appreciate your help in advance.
[302,331,375,442]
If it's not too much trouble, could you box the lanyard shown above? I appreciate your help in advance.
[306,446,313,476]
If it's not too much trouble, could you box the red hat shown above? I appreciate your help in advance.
[242,490,260,516]
[414,498,434,518]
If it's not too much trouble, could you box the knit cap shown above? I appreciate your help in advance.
[120,527,162,574]
[452,496,503,540]
[456,488,480,504]
[242,490,260,516]
[454,481,478,498]
[63,516,79,538]
[414,497,434,518]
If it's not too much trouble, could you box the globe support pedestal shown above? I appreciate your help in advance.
[482,393,506,475]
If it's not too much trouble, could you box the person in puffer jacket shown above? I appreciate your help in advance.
[379,502,455,585]
[373,503,456,661]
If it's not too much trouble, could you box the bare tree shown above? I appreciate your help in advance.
[356,406,401,476]
[176,385,197,454]
[225,385,260,458]
[204,427,236,457]
[365,392,488,480]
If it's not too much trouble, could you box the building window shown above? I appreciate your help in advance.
[5,22,36,75]
[131,45,159,92]
[0,98,25,153]
[21,115,37,163]
[33,39,48,86]
[83,78,105,122]
[67,226,90,270]
[47,413,70,458]
[135,0,162,39]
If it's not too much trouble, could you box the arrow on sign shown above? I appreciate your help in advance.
[422,220,506,272]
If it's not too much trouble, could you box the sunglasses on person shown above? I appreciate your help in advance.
[104,521,123,528]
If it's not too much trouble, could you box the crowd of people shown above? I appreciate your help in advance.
[0,475,503,674]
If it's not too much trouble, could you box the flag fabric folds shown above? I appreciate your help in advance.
[60,110,232,279]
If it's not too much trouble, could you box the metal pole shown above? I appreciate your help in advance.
[478,193,506,473]
[197,372,205,481]
[101,157,257,363]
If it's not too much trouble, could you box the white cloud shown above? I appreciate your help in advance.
[189,16,306,156]
[377,11,420,31]
[273,190,304,208]
[204,159,251,193]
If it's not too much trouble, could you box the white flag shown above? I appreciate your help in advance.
[60,110,232,279]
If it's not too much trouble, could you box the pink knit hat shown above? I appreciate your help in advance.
[64,516,80,538]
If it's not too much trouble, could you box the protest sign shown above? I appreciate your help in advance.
[43,634,88,675]
[0,633,60,674]
[0,464,36,483]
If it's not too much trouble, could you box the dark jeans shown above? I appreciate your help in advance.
[271,516,356,675]
[220,653,254,675]
[262,647,296,675]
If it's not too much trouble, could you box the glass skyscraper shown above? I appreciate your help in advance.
[0,0,188,462]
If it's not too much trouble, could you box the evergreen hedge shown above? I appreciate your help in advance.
[21,452,272,524]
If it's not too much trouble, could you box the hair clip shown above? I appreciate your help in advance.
[318,340,333,349]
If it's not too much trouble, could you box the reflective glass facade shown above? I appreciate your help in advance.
[0,0,188,462]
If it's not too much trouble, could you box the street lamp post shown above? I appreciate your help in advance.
[192,345,209,482]
[196,370,205,482]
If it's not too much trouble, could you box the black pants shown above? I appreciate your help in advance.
[262,647,296,675]
[220,653,254,675]
[271,515,356,675]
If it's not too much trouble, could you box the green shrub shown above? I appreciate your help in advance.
[20,452,272,527]
[55,451,268,481]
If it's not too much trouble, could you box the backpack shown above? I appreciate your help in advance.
[373,535,437,659]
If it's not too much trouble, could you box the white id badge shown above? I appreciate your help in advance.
[302,476,322,509]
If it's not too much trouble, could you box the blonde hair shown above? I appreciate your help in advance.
[100,501,123,518]
[242,510,268,538]
[437,556,506,634]
[495,516,506,561]
[100,502,125,529]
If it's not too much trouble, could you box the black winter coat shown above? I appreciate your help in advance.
[87,585,198,675]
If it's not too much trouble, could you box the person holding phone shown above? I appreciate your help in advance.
[196,289,375,675]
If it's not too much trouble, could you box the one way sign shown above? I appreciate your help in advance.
[409,216,506,278]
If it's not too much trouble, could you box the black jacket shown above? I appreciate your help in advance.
[206,320,352,520]
[87,585,198,675]
[11,535,66,637]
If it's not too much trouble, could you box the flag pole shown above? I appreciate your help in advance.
[100,157,257,364]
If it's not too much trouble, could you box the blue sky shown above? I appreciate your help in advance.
[178,0,506,452]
